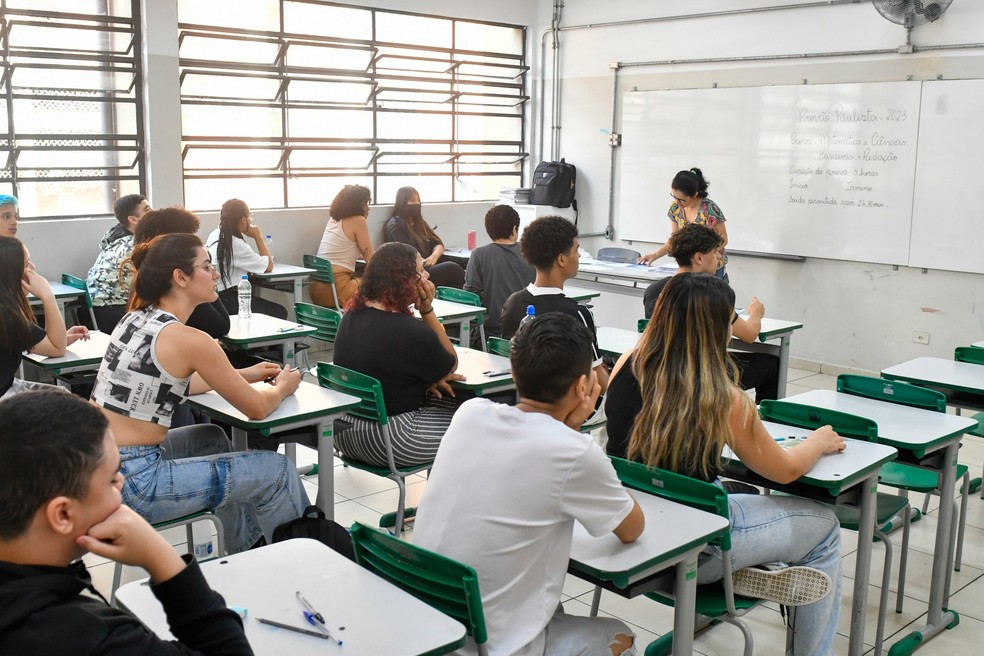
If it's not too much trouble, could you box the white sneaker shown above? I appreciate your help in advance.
[731,566,832,606]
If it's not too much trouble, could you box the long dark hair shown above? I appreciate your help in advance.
[128,233,203,311]
[0,237,35,351]
[216,198,249,288]
[347,242,419,315]
[390,186,441,254]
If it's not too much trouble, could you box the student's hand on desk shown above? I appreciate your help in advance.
[66,326,90,345]
[77,505,186,583]
[21,268,53,299]
[563,369,602,430]
[637,253,656,265]
[805,425,846,454]
[273,364,302,398]
[240,361,282,383]
[428,373,465,399]
[747,296,765,319]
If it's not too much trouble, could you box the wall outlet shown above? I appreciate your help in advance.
[912,331,930,345]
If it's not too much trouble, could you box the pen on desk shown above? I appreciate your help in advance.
[773,436,786,442]
[296,591,342,644]
[255,617,332,640]
[296,591,323,623]
[482,369,511,377]
[277,326,301,332]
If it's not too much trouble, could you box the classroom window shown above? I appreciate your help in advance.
[0,0,145,219]
[177,0,528,211]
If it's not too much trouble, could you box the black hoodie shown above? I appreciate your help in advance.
[0,556,252,656]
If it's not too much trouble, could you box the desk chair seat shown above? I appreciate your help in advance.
[597,247,642,264]
[111,511,224,600]
[317,363,432,534]
[302,254,343,311]
[61,273,98,329]
[759,400,908,656]
[436,286,487,351]
[350,522,488,655]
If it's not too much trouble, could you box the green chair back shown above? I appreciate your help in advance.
[609,457,731,550]
[317,363,389,426]
[955,346,984,366]
[61,273,94,309]
[637,318,649,333]
[302,254,335,284]
[758,400,877,441]
[350,522,488,647]
[294,302,342,344]
[837,374,946,412]
[486,336,511,357]
[436,286,481,307]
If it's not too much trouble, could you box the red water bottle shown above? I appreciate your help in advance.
[467,230,477,250]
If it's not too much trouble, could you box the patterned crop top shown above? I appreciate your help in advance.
[90,308,191,428]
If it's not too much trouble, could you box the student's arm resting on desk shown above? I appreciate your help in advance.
[731,297,764,344]
[728,390,845,484]
[78,505,253,656]
[23,270,67,357]
[614,497,645,543]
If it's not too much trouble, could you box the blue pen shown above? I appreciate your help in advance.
[773,436,786,442]
[297,591,342,645]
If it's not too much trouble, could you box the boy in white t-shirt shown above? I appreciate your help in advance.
[414,313,645,656]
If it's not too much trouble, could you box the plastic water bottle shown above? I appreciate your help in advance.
[237,275,252,319]
[192,521,213,559]
[264,234,275,259]
[518,304,535,331]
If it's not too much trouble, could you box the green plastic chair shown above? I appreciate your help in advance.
[302,254,343,311]
[837,375,973,582]
[317,363,432,534]
[350,522,487,655]
[436,286,487,351]
[759,400,907,656]
[292,303,342,373]
[637,318,649,333]
[606,457,761,656]
[486,336,511,357]
[952,348,984,501]
[61,273,98,329]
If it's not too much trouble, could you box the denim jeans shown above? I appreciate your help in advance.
[118,424,310,553]
[696,494,841,656]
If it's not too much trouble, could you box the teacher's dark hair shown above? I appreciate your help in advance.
[669,223,724,267]
[511,312,594,404]
[672,168,710,199]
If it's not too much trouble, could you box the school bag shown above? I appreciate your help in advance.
[272,505,356,561]
[530,159,577,212]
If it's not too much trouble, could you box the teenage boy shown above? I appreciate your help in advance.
[500,215,608,390]
[415,313,645,656]
[0,195,18,237]
[463,204,535,337]
[0,390,252,655]
[86,194,152,331]
[643,223,779,402]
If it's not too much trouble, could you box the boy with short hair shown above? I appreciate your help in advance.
[0,194,19,237]
[463,204,535,337]
[414,313,644,655]
[0,390,252,655]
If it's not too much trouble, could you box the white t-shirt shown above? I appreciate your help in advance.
[414,398,635,656]
[205,228,271,291]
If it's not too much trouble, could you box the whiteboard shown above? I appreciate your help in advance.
[618,82,922,265]
[909,79,984,274]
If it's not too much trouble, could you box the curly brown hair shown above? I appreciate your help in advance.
[346,242,420,315]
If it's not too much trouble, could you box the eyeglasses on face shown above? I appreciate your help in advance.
[194,260,217,273]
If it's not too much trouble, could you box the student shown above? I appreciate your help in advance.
[0,390,253,655]
[333,242,461,468]
[383,186,465,289]
[86,194,153,332]
[642,223,779,402]
[463,204,535,337]
[90,233,307,553]
[205,198,287,320]
[313,184,375,308]
[499,215,608,391]
[606,273,843,656]
[0,195,19,237]
[0,237,88,398]
[414,313,644,656]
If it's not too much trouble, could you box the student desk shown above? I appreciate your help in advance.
[115,538,467,655]
[575,257,676,290]
[882,357,984,408]
[724,421,897,656]
[565,286,601,302]
[249,263,317,305]
[185,381,360,514]
[220,313,317,366]
[568,491,730,656]
[29,281,87,323]
[450,346,515,396]
[413,299,488,350]
[595,319,804,398]
[783,389,976,655]
[21,330,110,387]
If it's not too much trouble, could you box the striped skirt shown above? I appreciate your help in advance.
[335,395,460,468]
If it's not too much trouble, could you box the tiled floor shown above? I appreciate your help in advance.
[87,364,984,655]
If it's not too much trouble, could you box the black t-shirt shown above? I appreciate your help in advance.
[383,215,442,257]
[0,323,46,396]
[499,288,601,362]
[642,278,670,319]
[334,307,456,416]
[187,298,231,338]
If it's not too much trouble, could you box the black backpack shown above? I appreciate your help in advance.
[530,159,577,211]
[272,505,356,561]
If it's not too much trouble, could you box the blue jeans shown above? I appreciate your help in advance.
[119,424,310,553]
[696,494,841,656]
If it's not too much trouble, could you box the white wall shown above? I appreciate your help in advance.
[538,0,984,371]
